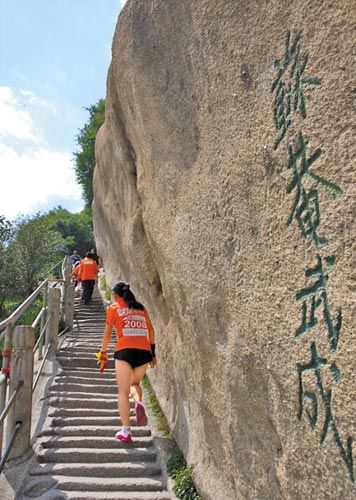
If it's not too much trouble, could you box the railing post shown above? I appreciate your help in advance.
[0,324,13,457]
[7,325,35,461]
[64,284,75,331]
[38,282,48,360]
[61,255,72,307]
[45,287,61,359]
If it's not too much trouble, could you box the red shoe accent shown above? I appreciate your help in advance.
[135,402,148,426]
[115,431,132,443]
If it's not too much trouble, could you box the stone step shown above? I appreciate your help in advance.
[57,352,110,360]
[36,447,157,464]
[71,316,106,320]
[48,408,134,418]
[66,326,107,331]
[48,397,120,409]
[49,382,117,394]
[39,426,151,438]
[63,491,171,500]
[61,348,115,355]
[70,323,106,327]
[57,357,112,369]
[50,416,141,427]
[60,347,114,354]
[46,476,165,493]
[65,335,111,340]
[65,334,106,339]
[74,319,106,324]
[47,391,117,400]
[39,435,153,449]
[72,328,106,333]
[29,461,161,478]
[69,324,106,329]
[66,335,102,338]
[58,368,116,378]
[54,375,117,385]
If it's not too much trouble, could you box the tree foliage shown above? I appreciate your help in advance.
[0,207,94,318]
[73,99,105,208]
[6,214,66,299]
[0,216,13,317]
[42,206,94,257]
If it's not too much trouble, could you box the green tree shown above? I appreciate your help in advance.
[7,214,66,299]
[42,206,94,257]
[73,99,105,208]
[0,215,13,318]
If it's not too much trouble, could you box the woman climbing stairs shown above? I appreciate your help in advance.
[19,290,171,500]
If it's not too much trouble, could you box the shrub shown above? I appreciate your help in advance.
[99,275,106,290]
[143,376,201,499]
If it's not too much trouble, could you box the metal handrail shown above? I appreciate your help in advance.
[31,307,45,330]
[0,380,23,427]
[58,326,69,337]
[50,259,63,274]
[0,422,21,473]
[33,316,51,353]
[0,279,49,333]
[32,343,52,393]
[0,256,66,336]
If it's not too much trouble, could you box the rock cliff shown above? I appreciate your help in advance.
[93,1,355,498]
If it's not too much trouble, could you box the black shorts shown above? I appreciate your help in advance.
[114,348,153,369]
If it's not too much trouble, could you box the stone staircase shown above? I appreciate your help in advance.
[19,289,171,500]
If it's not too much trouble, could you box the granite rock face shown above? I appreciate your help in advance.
[93,1,355,498]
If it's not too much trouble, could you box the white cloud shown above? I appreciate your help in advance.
[0,144,82,219]
[0,86,82,220]
[0,86,43,144]
[19,89,57,114]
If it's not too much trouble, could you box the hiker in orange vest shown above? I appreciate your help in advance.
[74,252,98,305]
[98,282,157,442]
[71,260,82,293]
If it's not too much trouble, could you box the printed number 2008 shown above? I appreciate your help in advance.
[124,318,147,329]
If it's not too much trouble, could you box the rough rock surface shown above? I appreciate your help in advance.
[93,1,355,498]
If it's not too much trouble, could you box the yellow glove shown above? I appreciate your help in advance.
[95,351,108,373]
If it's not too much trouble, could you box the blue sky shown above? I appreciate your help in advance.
[0,0,127,219]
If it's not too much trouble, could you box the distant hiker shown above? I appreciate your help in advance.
[98,282,157,442]
[91,248,101,267]
[70,250,81,265]
[74,252,98,304]
[71,260,82,292]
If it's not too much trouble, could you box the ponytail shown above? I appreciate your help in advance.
[112,282,145,311]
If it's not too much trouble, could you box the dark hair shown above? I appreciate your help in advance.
[112,282,145,310]
[86,252,93,258]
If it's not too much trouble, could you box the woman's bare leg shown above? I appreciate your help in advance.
[130,363,149,402]
[115,359,133,427]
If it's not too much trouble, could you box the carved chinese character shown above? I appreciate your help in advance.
[287,132,342,246]
[272,31,321,149]
[297,342,354,481]
[295,255,342,352]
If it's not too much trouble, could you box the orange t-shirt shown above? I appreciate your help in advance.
[71,265,81,279]
[105,297,155,352]
[78,258,98,281]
